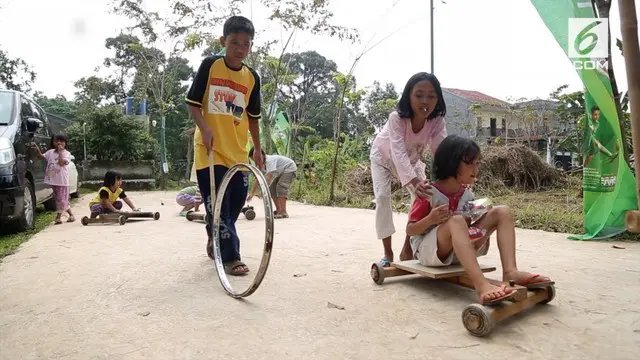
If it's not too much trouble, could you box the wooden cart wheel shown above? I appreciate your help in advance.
[370,262,385,285]
[118,215,127,225]
[81,216,89,226]
[153,212,160,220]
[462,304,494,337]
[245,209,256,220]
[539,285,556,305]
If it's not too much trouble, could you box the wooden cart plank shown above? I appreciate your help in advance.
[390,260,496,279]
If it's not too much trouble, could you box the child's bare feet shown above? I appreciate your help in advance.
[503,271,551,288]
[399,248,413,261]
[399,236,414,261]
[477,282,514,305]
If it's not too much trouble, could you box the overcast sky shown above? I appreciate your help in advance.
[0,0,637,103]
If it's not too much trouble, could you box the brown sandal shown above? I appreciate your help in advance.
[223,260,249,276]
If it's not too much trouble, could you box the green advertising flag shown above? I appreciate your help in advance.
[272,111,291,155]
[245,110,291,156]
[530,0,638,240]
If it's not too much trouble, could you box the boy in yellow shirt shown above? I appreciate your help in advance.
[185,15,263,276]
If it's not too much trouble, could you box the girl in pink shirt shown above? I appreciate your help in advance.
[34,134,75,224]
[369,72,448,267]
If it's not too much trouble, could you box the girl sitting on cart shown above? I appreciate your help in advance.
[405,135,552,305]
[88,170,139,218]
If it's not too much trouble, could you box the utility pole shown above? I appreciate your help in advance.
[618,0,640,232]
[430,0,434,74]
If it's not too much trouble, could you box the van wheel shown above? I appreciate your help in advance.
[16,180,36,232]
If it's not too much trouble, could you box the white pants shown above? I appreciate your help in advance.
[371,160,427,240]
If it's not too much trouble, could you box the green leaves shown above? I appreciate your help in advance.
[73,106,158,162]
[262,0,359,43]
[0,48,36,93]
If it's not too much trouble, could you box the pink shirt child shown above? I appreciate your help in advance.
[44,149,71,187]
[370,111,448,186]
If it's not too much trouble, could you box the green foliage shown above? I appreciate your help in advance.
[0,48,36,93]
[32,93,80,121]
[364,81,399,130]
[67,106,158,161]
[262,0,359,42]
[289,134,370,203]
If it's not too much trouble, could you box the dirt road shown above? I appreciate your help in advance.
[1,191,639,359]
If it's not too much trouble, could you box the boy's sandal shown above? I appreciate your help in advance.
[514,274,554,289]
[481,287,516,306]
[224,260,249,276]
[274,213,287,219]
[67,216,76,223]
[54,219,63,225]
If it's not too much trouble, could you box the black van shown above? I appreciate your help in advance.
[0,89,58,231]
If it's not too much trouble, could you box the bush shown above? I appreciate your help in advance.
[64,106,158,162]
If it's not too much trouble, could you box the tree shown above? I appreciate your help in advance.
[32,93,80,121]
[280,51,339,140]
[551,85,586,159]
[65,105,158,162]
[0,48,36,93]
[73,75,120,106]
[364,81,398,131]
[107,0,235,187]
[256,0,360,153]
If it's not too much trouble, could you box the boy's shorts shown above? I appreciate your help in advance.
[412,226,490,267]
[269,171,296,198]
[176,194,197,206]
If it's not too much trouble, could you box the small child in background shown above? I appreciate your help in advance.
[176,185,202,216]
[88,170,139,218]
[33,134,75,224]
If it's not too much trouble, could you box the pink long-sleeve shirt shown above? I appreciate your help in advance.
[370,111,447,186]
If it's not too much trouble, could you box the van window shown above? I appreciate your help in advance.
[30,102,50,137]
[0,92,15,125]
[20,96,33,119]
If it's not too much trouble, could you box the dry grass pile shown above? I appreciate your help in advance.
[344,144,567,197]
[476,144,568,191]
[343,164,413,208]
[344,164,399,197]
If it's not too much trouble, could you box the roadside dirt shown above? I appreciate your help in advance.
[1,191,639,359]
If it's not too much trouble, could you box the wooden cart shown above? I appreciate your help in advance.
[370,260,555,337]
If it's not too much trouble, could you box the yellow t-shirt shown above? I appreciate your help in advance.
[185,55,262,170]
[88,186,124,208]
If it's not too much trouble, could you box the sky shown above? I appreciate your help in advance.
[0,0,637,104]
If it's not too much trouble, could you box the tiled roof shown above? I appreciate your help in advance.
[443,88,510,106]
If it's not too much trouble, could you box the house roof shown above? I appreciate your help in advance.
[513,99,560,110]
[443,88,510,106]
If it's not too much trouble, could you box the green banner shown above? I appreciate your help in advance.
[245,110,291,156]
[272,111,291,155]
[530,0,638,240]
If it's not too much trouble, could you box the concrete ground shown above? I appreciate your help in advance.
[0,191,639,360]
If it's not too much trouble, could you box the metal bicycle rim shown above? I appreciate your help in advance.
[210,161,274,298]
